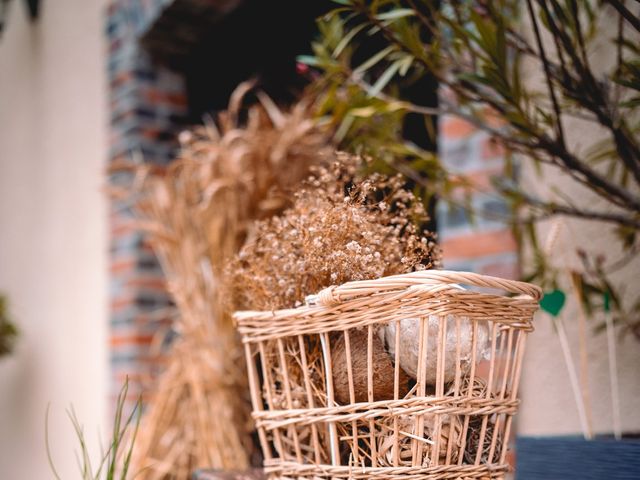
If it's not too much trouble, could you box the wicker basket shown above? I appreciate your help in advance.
[234,270,541,479]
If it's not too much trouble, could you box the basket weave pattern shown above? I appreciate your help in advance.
[234,271,541,479]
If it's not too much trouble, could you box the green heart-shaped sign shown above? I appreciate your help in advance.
[540,289,566,317]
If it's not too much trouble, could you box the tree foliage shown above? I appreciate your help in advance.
[303,0,640,338]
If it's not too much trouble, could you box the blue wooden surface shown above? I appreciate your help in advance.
[516,436,640,480]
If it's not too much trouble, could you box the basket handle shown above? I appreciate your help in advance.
[311,270,542,307]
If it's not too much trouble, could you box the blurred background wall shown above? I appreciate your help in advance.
[0,0,108,478]
[516,14,640,438]
[0,0,637,478]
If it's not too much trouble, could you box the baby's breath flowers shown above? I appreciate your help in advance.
[229,153,441,310]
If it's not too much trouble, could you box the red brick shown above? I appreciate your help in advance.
[114,371,147,385]
[481,136,506,160]
[109,70,131,88]
[110,334,155,348]
[132,313,173,327]
[110,218,138,237]
[450,168,504,192]
[441,109,504,139]
[142,128,162,140]
[441,117,476,139]
[111,295,134,311]
[481,107,506,128]
[144,90,187,107]
[125,276,167,290]
[166,92,187,105]
[110,257,137,274]
[442,229,517,260]
[480,261,520,280]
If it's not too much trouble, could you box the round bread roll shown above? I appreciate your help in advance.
[381,314,489,385]
[331,328,410,404]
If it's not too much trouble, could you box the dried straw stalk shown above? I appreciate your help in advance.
[111,83,332,478]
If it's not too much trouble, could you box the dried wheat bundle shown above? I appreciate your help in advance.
[112,83,332,479]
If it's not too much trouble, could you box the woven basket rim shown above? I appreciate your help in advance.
[234,270,541,319]
[237,270,539,473]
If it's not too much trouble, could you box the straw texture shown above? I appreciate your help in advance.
[110,83,332,478]
[234,270,541,479]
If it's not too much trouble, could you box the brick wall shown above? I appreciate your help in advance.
[106,0,188,403]
[437,114,519,280]
[104,0,323,408]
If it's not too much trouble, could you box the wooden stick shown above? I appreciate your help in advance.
[258,341,286,457]
[367,324,377,467]
[393,319,401,467]
[277,339,303,462]
[569,272,594,438]
[433,316,447,466]
[244,344,271,460]
[343,330,359,464]
[319,332,339,465]
[413,316,427,466]
[297,335,322,463]
[604,306,622,440]
[552,314,592,439]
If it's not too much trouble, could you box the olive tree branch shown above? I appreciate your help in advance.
[526,0,566,146]
[604,0,640,33]
[504,188,640,229]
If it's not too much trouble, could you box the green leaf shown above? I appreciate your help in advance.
[616,37,640,56]
[540,289,566,317]
[470,9,496,53]
[375,8,415,21]
[367,60,402,97]
[615,224,637,250]
[349,106,378,117]
[333,23,367,58]
[354,46,396,74]
[45,405,62,480]
[334,113,355,142]
[296,55,321,67]
[620,96,640,109]
[366,25,381,36]
[398,55,414,76]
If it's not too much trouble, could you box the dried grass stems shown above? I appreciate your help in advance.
[451,377,503,465]
[111,83,332,479]
[228,153,441,312]
[348,414,462,468]
[330,377,503,470]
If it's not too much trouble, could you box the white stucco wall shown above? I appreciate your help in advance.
[517,7,640,438]
[518,182,640,437]
[0,1,108,478]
